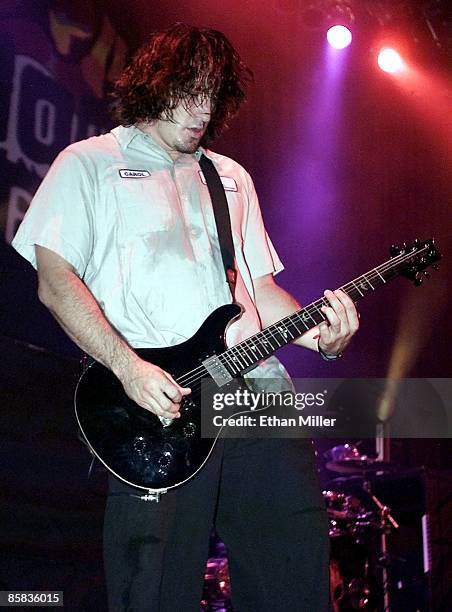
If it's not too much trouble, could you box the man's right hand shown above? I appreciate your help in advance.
[118,358,191,420]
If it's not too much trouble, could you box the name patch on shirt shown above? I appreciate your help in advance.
[119,169,151,179]
[198,171,238,192]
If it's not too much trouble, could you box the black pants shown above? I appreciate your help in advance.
[104,438,330,612]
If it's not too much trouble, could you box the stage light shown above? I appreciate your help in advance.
[327,25,352,49]
[377,48,405,73]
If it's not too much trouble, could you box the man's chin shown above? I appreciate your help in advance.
[175,141,200,154]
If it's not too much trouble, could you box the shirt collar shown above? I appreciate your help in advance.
[111,125,142,149]
[111,124,206,162]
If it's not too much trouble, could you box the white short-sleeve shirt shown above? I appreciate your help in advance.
[13,125,285,355]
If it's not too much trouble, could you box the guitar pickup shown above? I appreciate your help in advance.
[202,355,234,387]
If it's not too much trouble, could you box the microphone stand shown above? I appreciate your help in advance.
[372,421,399,611]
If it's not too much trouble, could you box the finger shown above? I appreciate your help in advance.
[321,303,341,334]
[154,396,181,419]
[137,396,177,419]
[317,320,331,342]
[139,386,177,415]
[140,381,180,414]
[155,392,177,412]
[324,289,348,325]
[160,407,180,419]
[334,289,359,332]
[334,288,354,308]
[161,382,190,405]
[324,289,356,339]
[163,372,191,401]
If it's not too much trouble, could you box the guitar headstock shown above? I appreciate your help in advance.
[390,239,441,286]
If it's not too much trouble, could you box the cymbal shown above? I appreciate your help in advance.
[325,459,397,474]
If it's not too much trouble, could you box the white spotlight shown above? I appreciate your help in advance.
[327,25,352,50]
[377,48,405,73]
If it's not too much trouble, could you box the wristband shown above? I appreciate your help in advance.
[318,339,342,361]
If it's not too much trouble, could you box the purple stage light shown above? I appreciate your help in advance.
[327,25,352,50]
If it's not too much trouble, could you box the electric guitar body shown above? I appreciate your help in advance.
[75,304,242,492]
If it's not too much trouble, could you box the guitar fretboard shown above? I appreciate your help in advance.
[218,244,431,376]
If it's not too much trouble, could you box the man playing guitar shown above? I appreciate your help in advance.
[13,23,359,611]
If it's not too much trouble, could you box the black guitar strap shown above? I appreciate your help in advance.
[199,153,236,298]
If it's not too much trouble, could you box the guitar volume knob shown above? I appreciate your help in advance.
[158,451,173,469]
[183,422,196,438]
[132,436,147,454]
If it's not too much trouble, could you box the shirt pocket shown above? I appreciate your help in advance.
[225,190,245,247]
[113,180,176,236]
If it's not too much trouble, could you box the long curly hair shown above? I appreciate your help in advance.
[110,23,253,144]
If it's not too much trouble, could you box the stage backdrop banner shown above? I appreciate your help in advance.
[0,1,132,354]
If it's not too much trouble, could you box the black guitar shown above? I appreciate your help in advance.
[75,239,441,492]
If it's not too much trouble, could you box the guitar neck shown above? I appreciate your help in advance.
[221,245,431,376]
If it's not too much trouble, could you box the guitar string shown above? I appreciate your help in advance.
[175,250,428,390]
[174,246,431,389]
[217,244,432,366]
[175,246,430,388]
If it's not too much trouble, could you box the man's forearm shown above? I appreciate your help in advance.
[253,280,320,351]
[38,268,139,377]
[254,274,359,357]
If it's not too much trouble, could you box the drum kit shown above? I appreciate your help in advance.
[324,443,399,611]
[201,442,400,612]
